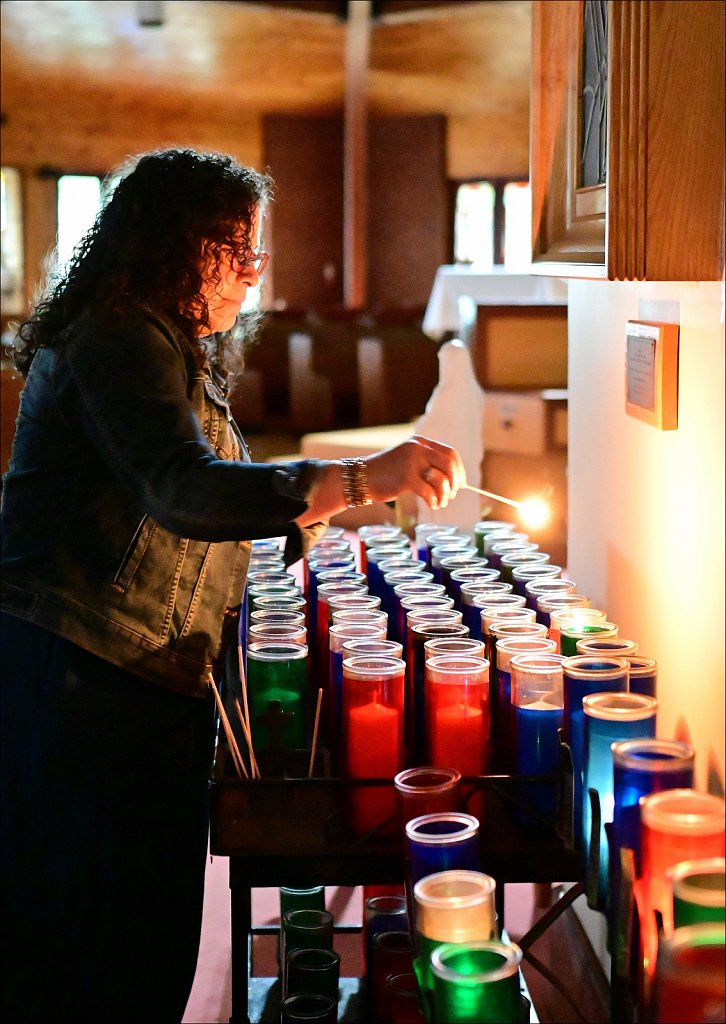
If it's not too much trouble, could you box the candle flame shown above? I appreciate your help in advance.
[518,496,551,531]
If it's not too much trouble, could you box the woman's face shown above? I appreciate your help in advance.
[198,209,267,335]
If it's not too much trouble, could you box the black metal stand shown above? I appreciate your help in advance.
[211,754,582,1024]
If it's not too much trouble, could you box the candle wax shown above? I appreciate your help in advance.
[431,703,486,776]
[346,701,401,835]
[515,701,563,831]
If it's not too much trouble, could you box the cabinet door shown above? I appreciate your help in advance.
[530,0,725,282]
[531,0,608,277]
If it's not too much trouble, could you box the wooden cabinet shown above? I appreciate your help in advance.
[530,0,725,280]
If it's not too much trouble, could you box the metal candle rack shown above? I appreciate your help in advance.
[209,732,584,1024]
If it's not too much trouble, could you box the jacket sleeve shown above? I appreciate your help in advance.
[56,311,325,543]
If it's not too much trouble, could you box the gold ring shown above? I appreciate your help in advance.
[423,467,434,484]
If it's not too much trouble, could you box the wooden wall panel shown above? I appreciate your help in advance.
[262,115,345,310]
[368,115,448,312]
[447,113,530,181]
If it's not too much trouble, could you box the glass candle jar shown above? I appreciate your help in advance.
[424,655,491,778]
[486,537,533,572]
[280,993,338,1024]
[549,606,607,652]
[331,609,388,632]
[395,767,463,832]
[430,544,479,585]
[611,738,696,876]
[487,620,546,749]
[474,520,515,558]
[328,621,389,766]
[249,621,307,646]
[430,940,524,1024]
[342,655,406,837]
[363,894,409,977]
[385,972,426,1024]
[511,561,562,599]
[459,581,513,638]
[449,566,500,611]
[405,812,481,896]
[279,885,326,972]
[499,550,550,586]
[582,691,658,910]
[412,870,497,1011]
[424,637,487,663]
[652,923,726,1024]
[327,592,381,624]
[359,524,404,572]
[439,555,487,597]
[477,597,531,657]
[407,622,469,764]
[415,522,459,562]
[367,541,415,599]
[251,609,306,628]
[379,558,427,621]
[536,592,591,631]
[316,580,368,669]
[562,655,629,847]
[625,656,658,698]
[286,947,341,1003]
[560,621,619,658]
[576,636,638,658]
[482,529,528,561]
[668,858,726,929]
[371,931,415,1022]
[246,642,309,752]
[248,581,303,619]
[308,554,357,630]
[281,908,335,999]
[510,652,566,832]
[639,789,725,970]
[388,582,442,650]
[493,635,558,773]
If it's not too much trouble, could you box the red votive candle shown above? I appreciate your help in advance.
[342,655,406,837]
[425,655,491,779]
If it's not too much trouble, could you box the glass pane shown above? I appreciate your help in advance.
[454,182,494,268]
[503,182,532,271]
[57,174,102,272]
[1,167,24,315]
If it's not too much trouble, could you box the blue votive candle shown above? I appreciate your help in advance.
[511,652,565,832]
[459,581,512,638]
[625,656,658,698]
[495,635,557,774]
[562,655,629,848]
[449,566,500,611]
[582,691,658,910]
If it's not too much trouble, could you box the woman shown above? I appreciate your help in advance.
[0,147,464,1022]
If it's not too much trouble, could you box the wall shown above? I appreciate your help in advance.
[567,279,725,793]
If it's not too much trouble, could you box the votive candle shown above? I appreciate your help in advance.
[342,655,406,836]
[581,691,658,910]
[562,655,629,846]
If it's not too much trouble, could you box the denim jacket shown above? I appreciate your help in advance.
[1,306,326,697]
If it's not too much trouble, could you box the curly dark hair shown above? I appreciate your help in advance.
[12,147,274,378]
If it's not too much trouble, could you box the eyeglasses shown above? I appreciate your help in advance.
[230,250,269,274]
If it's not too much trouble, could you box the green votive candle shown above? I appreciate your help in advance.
[430,941,523,1024]
[246,641,308,751]
[669,857,726,928]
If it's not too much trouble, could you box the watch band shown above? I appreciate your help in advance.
[341,457,373,507]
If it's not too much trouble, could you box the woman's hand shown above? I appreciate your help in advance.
[294,434,466,528]
[364,434,466,510]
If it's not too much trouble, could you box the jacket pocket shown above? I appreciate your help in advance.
[111,515,156,593]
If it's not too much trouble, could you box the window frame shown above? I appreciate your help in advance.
[449,175,529,267]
